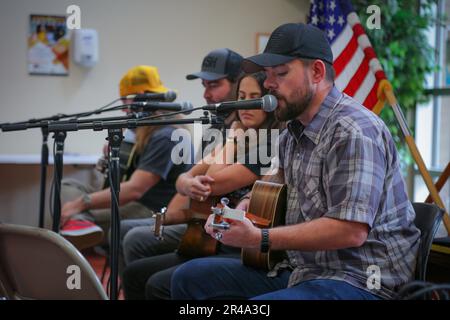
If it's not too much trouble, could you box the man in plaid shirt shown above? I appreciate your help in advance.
[170,23,420,300]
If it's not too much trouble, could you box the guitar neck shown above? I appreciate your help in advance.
[245,212,271,228]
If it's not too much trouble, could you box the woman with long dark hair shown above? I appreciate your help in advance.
[121,71,285,300]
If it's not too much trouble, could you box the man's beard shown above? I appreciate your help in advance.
[273,75,314,122]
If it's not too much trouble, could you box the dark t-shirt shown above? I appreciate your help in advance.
[202,112,275,178]
[201,111,238,153]
[136,126,193,211]
[238,137,274,175]
[225,134,275,201]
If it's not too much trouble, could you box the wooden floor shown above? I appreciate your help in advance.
[82,248,124,300]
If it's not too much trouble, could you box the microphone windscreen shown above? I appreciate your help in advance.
[164,91,177,102]
[262,94,278,112]
[181,101,194,114]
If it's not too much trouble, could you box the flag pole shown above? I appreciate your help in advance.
[425,162,450,204]
[379,80,450,235]
[307,0,448,233]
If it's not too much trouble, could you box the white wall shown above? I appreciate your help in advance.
[0,0,309,156]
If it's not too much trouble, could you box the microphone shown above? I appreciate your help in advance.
[203,94,277,113]
[122,90,177,102]
[130,101,193,113]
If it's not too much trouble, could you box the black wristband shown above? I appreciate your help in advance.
[260,228,270,253]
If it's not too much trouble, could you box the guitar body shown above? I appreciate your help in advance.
[177,196,220,258]
[177,195,241,258]
[175,181,287,265]
[241,180,287,270]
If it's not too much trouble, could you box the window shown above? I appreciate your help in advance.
[415,0,450,236]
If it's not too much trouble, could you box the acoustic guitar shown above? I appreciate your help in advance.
[241,180,287,270]
[96,140,137,188]
[176,180,287,270]
[177,196,238,258]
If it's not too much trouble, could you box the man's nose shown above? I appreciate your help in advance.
[203,89,212,101]
[264,75,277,91]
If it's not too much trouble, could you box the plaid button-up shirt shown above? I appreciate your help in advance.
[277,86,420,299]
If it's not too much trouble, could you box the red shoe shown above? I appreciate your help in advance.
[60,220,104,250]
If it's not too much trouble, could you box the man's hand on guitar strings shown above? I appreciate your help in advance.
[204,213,261,249]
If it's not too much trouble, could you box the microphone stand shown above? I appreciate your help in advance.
[38,125,49,228]
[1,120,69,232]
[51,131,67,232]
[47,112,218,300]
[107,128,122,299]
[2,119,60,229]
[0,97,125,129]
[1,120,62,229]
[0,106,140,229]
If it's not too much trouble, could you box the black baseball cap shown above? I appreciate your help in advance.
[186,48,243,81]
[242,23,333,73]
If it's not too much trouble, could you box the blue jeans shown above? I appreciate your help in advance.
[171,257,382,300]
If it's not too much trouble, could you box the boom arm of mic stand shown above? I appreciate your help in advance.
[0,99,126,129]
[43,111,218,300]
[47,113,217,133]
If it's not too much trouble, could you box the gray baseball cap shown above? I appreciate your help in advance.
[242,23,333,73]
[186,48,243,81]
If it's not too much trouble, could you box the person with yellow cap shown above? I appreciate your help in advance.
[119,65,170,97]
[118,49,246,263]
[59,65,192,250]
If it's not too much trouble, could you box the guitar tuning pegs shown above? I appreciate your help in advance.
[154,206,166,241]
[220,197,230,208]
[211,207,223,216]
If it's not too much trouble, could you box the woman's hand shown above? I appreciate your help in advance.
[180,175,215,201]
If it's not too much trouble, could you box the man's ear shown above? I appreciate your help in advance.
[310,59,327,84]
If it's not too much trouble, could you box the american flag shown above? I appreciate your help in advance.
[308,0,386,111]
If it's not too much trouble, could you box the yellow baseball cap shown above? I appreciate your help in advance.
[119,65,170,97]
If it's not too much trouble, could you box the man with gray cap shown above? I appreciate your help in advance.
[186,48,242,102]
[119,48,244,299]
[171,23,420,300]
[186,48,243,152]
[120,49,243,265]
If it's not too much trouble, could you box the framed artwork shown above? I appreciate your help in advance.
[28,14,70,76]
[256,32,270,54]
